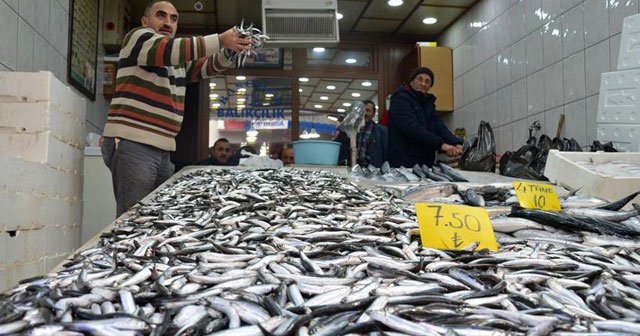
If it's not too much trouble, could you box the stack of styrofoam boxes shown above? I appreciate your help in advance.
[596,14,640,151]
[0,71,86,292]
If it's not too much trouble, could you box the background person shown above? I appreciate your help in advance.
[101,0,252,216]
[356,100,387,168]
[279,144,295,165]
[199,138,234,165]
[387,67,463,168]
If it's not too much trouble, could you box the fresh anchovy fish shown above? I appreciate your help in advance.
[1,168,640,336]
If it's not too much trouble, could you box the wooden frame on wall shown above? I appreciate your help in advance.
[67,0,99,101]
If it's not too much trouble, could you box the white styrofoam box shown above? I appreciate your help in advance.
[0,71,86,120]
[44,225,81,256]
[0,191,81,231]
[545,150,640,209]
[0,101,86,148]
[0,131,82,173]
[597,123,640,152]
[0,156,82,200]
[618,14,640,70]
[597,70,640,124]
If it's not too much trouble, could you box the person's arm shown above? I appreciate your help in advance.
[388,93,444,149]
[119,27,249,68]
[185,50,234,82]
[434,117,463,145]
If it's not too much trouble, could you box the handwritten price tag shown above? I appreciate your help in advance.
[513,181,561,211]
[415,203,498,251]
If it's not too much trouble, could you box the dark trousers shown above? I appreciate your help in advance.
[101,137,174,217]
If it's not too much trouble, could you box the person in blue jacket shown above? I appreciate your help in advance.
[356,100,388,168]
[387,67,463,167]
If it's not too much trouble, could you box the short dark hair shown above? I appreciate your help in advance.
[213,138,230,149]
[144,0,172,17]
[279,143,293,159]
[362,100,376,112]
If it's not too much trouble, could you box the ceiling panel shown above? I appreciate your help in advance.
[398,5,465,35]
[365,0,421,20]
[355,19,402,33]
[316,80,351,93]
[336,1,367,31]
[423,0,477,6]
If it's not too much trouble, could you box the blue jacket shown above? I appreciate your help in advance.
[387,85,462,167]
[356,122,388,168]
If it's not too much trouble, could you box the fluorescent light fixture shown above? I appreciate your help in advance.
[361,81,372,87]
[298,77,309,82]
[237,98,246,102]
[326,85,336,90]
[211,103,220,108]
[327,115,338,121]
[238,104,245,109]
[265,93,274,97]
[314,104,323,109]
[313,47,325,52]
[351,92,361,97]
[337,108,346,112]
[423,17,437,24]
[237,88,247,93]
[263,102,270,106]
[209,93,218,99]
[345,58,357,64]
[246,136,257,143]
[337,13,343,20]
[342,102,351,107]
[209,82,216,88]
[320,96,329,100]
[236,75,246,80]
[299,88,303,92]
[388,0,403,6]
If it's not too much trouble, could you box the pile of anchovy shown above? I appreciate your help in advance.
[2,168,640,335]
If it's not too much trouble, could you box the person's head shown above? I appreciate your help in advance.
[280,144,294,165]
[141,1,178,37]
[212,138,231,163]
[363,100,376,123]
[407,67,434,94]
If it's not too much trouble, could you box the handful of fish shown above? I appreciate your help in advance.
[3,168,640,335]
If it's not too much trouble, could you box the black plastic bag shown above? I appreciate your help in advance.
[590,140,618,152]
[500,144,545,180]
[459,121,496,172]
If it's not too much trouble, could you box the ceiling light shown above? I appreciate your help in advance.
[314,104,323,109]
[327,115,338,121]
[209,93,218,99]
[326,85,336,90]
[236,75,246,80]
[247,129,259,137]
[299,88,303,93]
[345,58,357,64]
[423,17,437,25]
[238,104,245,109]
[265,93,274,98]
[263,102,270,106]
[320,96,329,100]
[237,98,246,102]
[361,81,372,87]
[313,47,325,53]
[342,102,351,107]
[237,88,247,93]
[246,136,257,143]
[337,108,346,112]
[337,13,343,20]
[351,92,361,97]
[211,103,220,108]
[388,0,403,6]
[209,82,216,88]
[298,77,309,82]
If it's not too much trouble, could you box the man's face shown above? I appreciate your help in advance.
[213,142,231,163]
[409,73,433,94]
[281,148,294,165]
[141,2,179,37]
[364,103,375,123]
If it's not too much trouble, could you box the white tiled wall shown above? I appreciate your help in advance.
[1,0,110,137]
[439,0,639,154]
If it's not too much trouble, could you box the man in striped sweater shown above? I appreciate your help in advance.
[101,1,251,216]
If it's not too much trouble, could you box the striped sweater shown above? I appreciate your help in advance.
[103,27,233,151]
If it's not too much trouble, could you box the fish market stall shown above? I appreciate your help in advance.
[2,166,640,335]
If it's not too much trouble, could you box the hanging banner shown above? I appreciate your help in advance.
[253,120,289,130]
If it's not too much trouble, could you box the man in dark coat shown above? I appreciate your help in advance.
[387,67,463,167]
[356,100,387,168]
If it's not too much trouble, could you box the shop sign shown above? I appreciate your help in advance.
[253,119,289,130]
[216,108,285,119]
